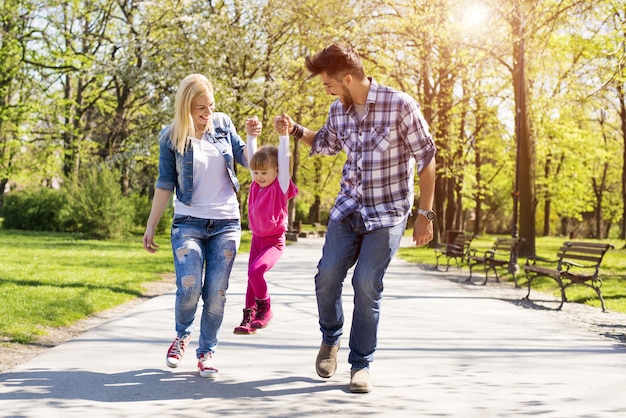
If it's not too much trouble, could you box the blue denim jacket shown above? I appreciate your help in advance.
[155,112,248,205]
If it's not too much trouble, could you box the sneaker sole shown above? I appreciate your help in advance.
[199,370,219,379]
[166,359,181,368]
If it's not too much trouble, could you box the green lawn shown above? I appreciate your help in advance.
[0,228,252,344]
[397,234,626,313]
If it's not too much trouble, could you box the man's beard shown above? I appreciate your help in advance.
[340,86,353,107]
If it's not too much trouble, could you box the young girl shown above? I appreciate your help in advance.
[234,120,298,334]
[142,74,261,378]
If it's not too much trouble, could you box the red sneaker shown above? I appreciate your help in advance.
[198,352,219,378]
[166,334,191,368]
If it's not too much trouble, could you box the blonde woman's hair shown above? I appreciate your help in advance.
[169,74,214,154]
[250,145,278,171]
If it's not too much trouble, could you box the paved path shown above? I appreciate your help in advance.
[1,237,626,417]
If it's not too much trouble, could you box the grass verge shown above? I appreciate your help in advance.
[0,228,251,344]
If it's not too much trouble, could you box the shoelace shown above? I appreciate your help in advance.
[199,353,213,366]
[169,338,185,357]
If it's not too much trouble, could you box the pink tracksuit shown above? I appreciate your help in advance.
[245,175,298,308]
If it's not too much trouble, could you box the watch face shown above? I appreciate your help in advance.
[419,209,435,221]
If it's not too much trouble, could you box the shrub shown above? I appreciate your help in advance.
[62,165,134,239]
[129,192,173,235]
[1,187,66,231]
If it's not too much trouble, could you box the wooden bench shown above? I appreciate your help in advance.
[466,237,521,286]
[523,241,614,311]
[312,222,326,237]
[434,232,474,271]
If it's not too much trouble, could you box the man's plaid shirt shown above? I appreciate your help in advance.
[311,78,436,231]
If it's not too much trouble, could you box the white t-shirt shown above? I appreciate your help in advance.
[174,136,240,219]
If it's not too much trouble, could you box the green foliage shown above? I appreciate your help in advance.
[62,165,134,239]
[1,187,66,231]
[128,192,173,236]
[1,0,624,243]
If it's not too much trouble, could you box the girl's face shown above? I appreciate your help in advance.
[191,93,215,133]
[252,166,278,188]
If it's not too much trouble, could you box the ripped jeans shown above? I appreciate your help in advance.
[170,215,240,358]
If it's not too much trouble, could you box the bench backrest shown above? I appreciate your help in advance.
[557,241,614,272]
[491,237,519,252]
[447,233,474,256]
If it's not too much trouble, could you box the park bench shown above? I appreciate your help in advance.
[434,232,474,271]
[312,222,326,237]
[523,241,614,311]
[466,237,521,286]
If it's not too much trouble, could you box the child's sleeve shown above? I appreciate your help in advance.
[278,135,290,194]
[247,135,257,177]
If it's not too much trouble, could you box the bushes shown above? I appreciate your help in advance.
[1,165,164,239]
[61,166,134,239]
[2,187,66,231]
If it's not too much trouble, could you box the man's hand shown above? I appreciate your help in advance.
[412,216,434,247]
[274,113,293,136]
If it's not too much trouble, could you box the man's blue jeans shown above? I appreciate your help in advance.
[170,215,240,358]
[315,211,407,370]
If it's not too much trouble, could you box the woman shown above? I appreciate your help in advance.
[142,74,261,378]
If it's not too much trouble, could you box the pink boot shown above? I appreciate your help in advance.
[233,307,257,334]
[251,298,273,329]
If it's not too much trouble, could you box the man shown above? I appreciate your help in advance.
[274,43,436,393]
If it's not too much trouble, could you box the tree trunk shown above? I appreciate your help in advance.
[512,2,536,257]
[618,82,626,240]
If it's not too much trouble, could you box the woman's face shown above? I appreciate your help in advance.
[191,93,215,133]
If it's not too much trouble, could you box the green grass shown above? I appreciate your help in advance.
[0,228,252,344]
[398,233,626,313]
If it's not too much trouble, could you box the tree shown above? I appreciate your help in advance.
[0,0,34,202]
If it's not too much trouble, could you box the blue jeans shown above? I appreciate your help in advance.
[170,215,240,358]
[315,211,407,370]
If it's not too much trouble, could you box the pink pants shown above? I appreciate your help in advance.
[245,233,285,308]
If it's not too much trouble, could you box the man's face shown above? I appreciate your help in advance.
[320,72,353,107]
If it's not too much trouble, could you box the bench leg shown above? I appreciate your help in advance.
[557,285,566,310]
[523,276,532,300]
[563,283,608,312]
[465,262,475,283]
[481,262,489,286]
[597,290,607,312]
[482,263,497,286]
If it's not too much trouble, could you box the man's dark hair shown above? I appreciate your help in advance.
[305,43,365,81]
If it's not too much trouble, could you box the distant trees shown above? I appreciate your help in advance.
[0,0,623,244]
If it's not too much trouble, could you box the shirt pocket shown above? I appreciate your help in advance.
[371,126,390,153]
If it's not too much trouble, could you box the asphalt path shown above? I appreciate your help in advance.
[1,236,625,417]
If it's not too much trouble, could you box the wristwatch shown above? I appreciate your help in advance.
[417,208,436,222]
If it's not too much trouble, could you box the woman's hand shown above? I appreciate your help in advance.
[246,116,262,137]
